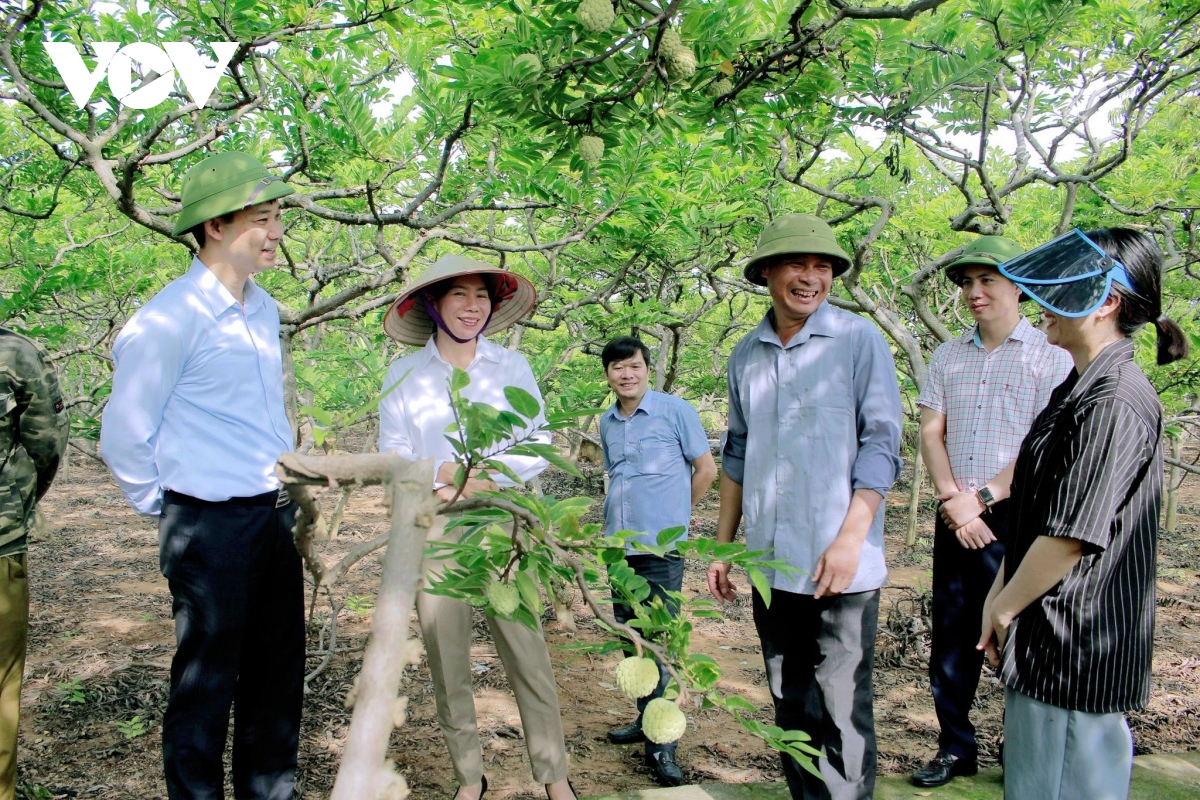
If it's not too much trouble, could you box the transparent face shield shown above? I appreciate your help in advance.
[997,229,1136,317]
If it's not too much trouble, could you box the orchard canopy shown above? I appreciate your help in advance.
[1,0,1198,445]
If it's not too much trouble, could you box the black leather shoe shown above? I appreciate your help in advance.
[607,721,645,744]
[647,750,684,787]
[911,751,977,787]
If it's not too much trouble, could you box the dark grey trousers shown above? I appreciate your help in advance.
[159,491,305,800]
[752,588,879,800]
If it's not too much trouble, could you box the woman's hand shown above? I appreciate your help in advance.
[977,602,1001,667]
[435,477,499,503]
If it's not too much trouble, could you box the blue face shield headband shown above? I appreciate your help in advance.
[997,229,1136,318]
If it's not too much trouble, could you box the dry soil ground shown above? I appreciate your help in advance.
[14,450,1200,799]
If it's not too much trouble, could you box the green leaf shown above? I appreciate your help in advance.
[504,385,541,419]
[656,526,686,546]
[514,570,544,616]
[450,368,471,392]
[482,458,522,485]
[747,566,771,608]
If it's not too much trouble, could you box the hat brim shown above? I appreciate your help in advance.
[946,258,1028,300]
[173,179,295,235]
[383,265,538,345]
[744,235,852,284]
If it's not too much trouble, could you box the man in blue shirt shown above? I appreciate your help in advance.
[101,152,300,800]
[708,215,903,800]
[600,337,717,787]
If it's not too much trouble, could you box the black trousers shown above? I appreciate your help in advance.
[753,588,879,800]
[930,500,1007,760]
[159,491,305,800]
[609,553,684,757]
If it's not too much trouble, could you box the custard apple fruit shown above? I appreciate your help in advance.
[579,135,605,163]
[486,581,520,616]
[659,28,685,59]
[642,697,687,744]
[615,656,660,700]
[665,47,696,80]
[577,0,616,33]
[710,78,734,96]
[513,53,543,79]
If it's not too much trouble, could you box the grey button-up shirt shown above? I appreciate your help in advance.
[722,302,904,594]
[601,390,711,552]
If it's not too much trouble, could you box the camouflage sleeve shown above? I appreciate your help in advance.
[14,339,69,500]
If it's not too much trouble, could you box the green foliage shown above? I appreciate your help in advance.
[56,677,87,705]
[114,716,148,740]
[3,0,1198,775]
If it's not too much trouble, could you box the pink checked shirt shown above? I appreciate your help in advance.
[917,318,1073,492]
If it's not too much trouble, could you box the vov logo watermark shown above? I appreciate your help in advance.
[44,41,238,110]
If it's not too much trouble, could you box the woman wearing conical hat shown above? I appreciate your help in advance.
[378,255,577,800]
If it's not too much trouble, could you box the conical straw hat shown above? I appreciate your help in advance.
[383,254,537,345]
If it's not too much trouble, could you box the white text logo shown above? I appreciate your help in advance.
[44,41,238,110]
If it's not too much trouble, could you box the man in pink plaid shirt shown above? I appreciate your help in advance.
[911,236,1073,788]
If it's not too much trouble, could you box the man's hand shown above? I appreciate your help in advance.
[937,490,986,529]
[707,561,738,603]
[955,517,997,550]
[812,533,862,599]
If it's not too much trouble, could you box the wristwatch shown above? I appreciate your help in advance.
[975,486,997,508]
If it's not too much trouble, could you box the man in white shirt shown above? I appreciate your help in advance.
[100,152,300,800]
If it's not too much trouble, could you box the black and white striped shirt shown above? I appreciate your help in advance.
[999,338,1162,713]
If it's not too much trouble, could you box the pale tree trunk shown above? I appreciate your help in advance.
[507,323,525,350]
[906,446,926,547]
[280,327,300,443]
[1165,433,1183,534]
[277,453,437,800]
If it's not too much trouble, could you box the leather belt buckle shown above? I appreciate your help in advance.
[275,488,290,509]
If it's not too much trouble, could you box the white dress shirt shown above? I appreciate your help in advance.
[378,336,549,488]
[100,258,295,515]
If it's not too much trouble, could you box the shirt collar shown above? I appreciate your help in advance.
[605,389,657,421]
[754,301,837,348]
[969,316,1039,349]
[1065,338,1134,403]
[189,257,263,316]
[419,334,504,370]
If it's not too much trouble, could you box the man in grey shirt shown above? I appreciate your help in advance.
[707,214,903,800]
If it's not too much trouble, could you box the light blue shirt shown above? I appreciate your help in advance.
[600,390,710,551]
[100,258,294,515]
[722,301,904,594]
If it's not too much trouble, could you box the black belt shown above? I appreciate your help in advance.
[164,488,291,509]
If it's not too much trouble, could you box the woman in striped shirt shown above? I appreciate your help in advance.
[977,228,1189,800]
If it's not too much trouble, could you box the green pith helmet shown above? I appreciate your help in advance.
[944,235,1025,284]
[743,213,853,284]
[173,152,295,236]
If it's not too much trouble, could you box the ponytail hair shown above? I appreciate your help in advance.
[1152,316,1190,366]
[1084,227,1191,366]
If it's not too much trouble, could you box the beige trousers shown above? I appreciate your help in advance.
[417,516,568,787]
[0,554,28,800]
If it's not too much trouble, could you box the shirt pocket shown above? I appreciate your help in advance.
[636,432,681,476]
[1000,377,1039,424]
